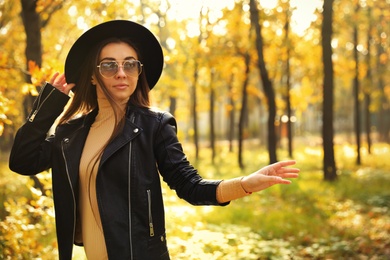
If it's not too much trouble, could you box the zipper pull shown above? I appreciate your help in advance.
[149,223,155,237]
[28,110,38,122]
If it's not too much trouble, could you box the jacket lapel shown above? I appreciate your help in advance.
[100,112,142,166]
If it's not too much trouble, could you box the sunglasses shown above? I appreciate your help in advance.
[97,60,143,78]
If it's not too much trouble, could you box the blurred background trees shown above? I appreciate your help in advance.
[0,0,389,258]
[0,0,389,173]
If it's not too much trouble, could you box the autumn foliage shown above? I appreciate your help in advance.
[0,0,389,259]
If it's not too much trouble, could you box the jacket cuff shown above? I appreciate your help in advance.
[27,82,70,124]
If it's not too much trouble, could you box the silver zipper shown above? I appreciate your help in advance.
[28,83,55,122]
[61,138,77,250]
[29,110,39,122]
[147,189,155,237]
[128,114,135,259]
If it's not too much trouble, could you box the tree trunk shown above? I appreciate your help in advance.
[209,69,216,163]
[353,3,361,165]
[20,0,46,193]
[191,61,199,159]
[228,74,235,153]
[154,9,177,118]
[238,53,250,169]
[364,6,372,154]
[20,0,42,117]
[321,0,337,181]
[376,12,390,143]
[284,9,293,158]
[249,0,277,164]
[21,0,42,70]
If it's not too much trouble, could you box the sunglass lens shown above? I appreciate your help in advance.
[100,61,118,77]
[123,61,140,76]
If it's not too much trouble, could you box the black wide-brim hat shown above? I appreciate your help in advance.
[65,20,163,91]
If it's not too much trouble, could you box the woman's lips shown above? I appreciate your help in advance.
[114,84,128,90]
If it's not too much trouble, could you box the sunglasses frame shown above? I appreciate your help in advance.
[97,60,143,78]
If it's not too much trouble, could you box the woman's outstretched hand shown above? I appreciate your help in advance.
[241,160,299,193]
[49,72,75,95]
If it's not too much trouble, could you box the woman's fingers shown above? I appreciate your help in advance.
[48,72,75,95]
[49,72,60,85]
[270,160,300,176]
[277,167,300,178]
[278,160,297,166]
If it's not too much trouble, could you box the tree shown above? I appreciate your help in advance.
[199,7,225,164]
[139,1,181,117]
[191,44,200,160]
[249,0,277,164]
[209,69,216,163]
[218,3,253,160]
[20,0,64,192]
[227,74,236,153]
[353,2,362,165]
[283,5,293,158]
[321,0,337,181]
[20,0,42,118]
[363,5,373,154]
[238,52,251,169]
[375,6,390,143]
[20,0,65,117]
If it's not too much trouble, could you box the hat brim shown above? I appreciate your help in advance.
[65,20,163,91]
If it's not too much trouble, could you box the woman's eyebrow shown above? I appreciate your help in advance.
[100,56,137,61]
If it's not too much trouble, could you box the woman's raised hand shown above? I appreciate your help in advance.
[49,72,75,96]
[241,160,299,193]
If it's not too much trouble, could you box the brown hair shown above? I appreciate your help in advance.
[59,37,150,126]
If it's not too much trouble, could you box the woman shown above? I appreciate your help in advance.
[9,20,299,260]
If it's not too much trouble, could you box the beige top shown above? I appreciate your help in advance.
[79,97,125,259]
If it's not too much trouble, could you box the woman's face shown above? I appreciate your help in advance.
[94,42,140,103]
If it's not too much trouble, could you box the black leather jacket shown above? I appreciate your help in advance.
[9,83,226,260]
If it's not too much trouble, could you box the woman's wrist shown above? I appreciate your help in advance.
[216,177,252,203]
[240,176,252,194]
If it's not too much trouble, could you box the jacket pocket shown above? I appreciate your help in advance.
[147,232,169,259]
[147,189,155,237]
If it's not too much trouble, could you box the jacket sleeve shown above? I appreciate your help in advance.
[9,83,70,175]
[154,112,229,206]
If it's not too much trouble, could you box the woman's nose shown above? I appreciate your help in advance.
[116,65,127,77]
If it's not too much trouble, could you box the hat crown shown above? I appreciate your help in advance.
[65,20,164,91]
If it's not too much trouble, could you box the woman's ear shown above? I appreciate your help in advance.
[91,75,97,85]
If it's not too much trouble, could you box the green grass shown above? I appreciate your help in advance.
[1,142,389,259]
[164,142,390,259]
